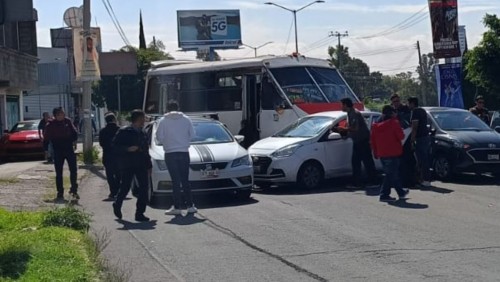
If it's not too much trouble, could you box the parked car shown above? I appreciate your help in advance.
[426,107,500,179]
[148,117,253,202]
[0,120,44,161]
[248,111,382,190]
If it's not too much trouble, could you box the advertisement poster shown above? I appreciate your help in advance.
[73,28,101,81]
[428,0,461,59]
[436,63,464,109]
[177,10,242,50]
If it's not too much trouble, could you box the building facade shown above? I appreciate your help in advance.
[0,0,38,132]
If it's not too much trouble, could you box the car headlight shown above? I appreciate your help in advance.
[155,159,168,171]
[271,144,302,158]
[232,155,252,167]
[452,140,470,149]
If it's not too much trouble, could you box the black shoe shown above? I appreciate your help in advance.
[380,196,397,202]
[55,196,65,203]
[70,192,80,200]
[112,203,122,219]
[399,189,410,200]
[135,214,150,222]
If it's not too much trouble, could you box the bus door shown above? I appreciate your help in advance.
[242,75,261,147]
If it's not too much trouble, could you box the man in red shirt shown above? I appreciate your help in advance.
[371,106,409,202]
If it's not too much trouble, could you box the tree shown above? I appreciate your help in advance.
[196,49,221,61]
[465,14,500,109]
[416,53,438,106]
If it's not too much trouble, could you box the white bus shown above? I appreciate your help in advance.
[143,55,363,144]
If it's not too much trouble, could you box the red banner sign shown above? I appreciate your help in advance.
[428,0,461,59]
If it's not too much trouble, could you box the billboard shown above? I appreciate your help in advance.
[73,28,101,81]
[177,10,242,50]
[436,63,464,109]
[428,0,461,59]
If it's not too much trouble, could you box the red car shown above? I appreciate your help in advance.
[0,120,44,161]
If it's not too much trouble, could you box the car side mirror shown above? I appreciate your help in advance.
[234,135,245,143]
[328,132,342,141]
[495,126,500,134]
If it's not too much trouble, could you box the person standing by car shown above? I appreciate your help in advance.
[339,98,378,188]
[44,107,79,201]
[156,101,196,216]
[99,113,120,200]
[469,96,491,125]
[112,110,152,222]
[408,97,432,188]
[38,112,53,163]
[371,106,409,202]
[390,94,417,189]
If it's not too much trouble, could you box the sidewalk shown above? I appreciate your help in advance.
[0,142,95,211]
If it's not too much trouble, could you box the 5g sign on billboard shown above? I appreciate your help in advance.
[210,16,227,36]
[177,10,242,50]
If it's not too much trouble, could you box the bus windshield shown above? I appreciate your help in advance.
[269,67,357,104]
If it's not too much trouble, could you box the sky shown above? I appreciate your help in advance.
[33,0,500,75]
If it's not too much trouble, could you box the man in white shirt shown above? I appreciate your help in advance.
[156,101,196,215]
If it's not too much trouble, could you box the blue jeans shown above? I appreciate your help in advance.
[165,152,193,209]
[380,157,406,198]
[415,136,431,182]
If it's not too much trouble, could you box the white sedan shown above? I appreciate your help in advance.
[249,111,382,190]
[148,117,253,201]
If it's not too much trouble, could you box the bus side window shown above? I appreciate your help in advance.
[145,77,160,113]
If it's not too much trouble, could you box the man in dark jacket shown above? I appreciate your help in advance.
[99,113,120,200]
[371,106,409,202]
[112,110,152,222]
[338,98,377,188]
[44,107,79,201]
[469,95,490,125]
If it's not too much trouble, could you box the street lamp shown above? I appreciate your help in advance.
[265,1,325,54]
[243,41,274,57]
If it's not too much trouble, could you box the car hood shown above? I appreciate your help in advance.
[249,137,309,152]
[442,130,500,146]
[150,142,247,163]
[6,130,40,141]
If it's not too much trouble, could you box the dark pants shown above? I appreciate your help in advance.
[380,157,406,198]
[103,157,120,197]
[401,139,417,188]
[415,136,431,182]
[165,152,193,209]
[115,167,148,216]
[53,149,78,196]
[352,139,377,186]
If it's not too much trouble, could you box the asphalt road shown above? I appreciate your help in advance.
[78,172,500,282]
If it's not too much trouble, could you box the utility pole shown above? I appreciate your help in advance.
[82,0,93,162]
[330,31,349,69]
[417,41,428,106]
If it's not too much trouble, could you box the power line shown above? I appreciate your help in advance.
[355,6,429,39]
[105,0,131,45]
[101,0,131,46]
[351,44,417,57]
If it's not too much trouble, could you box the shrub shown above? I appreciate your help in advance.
[42,207,91,232]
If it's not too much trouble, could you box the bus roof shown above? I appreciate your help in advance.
[148,55,336,76]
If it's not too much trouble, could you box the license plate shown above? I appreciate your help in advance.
[201,170,219,178]
[487,154,500,161]
[253,166,261,173]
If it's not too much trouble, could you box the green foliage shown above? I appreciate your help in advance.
[42,206,91,232]
[79,145,100,165]
[0,208,100,281]
[465,14,500,109]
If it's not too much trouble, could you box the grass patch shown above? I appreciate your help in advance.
[78,146,101,165]
[0,207,109,281]
[0,178,19,185]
